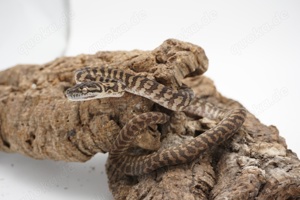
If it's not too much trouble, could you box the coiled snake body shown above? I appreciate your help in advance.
[65,67,246,175]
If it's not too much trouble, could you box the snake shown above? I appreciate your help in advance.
[65,67,246,175]
[68,67,194,111]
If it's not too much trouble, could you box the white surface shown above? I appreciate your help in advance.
[0,153,112,200]
[0,1,299,200]
[0,0,70,68]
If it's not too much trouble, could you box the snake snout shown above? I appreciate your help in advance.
[64,88,73,97]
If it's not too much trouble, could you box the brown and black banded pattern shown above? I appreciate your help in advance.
[109,108,246,175]
[185,101,227,120]
[67,67,247,176]
[109,112,169,155]
[75,67,194,111]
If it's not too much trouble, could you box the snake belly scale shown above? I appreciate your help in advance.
[65,67,246,175]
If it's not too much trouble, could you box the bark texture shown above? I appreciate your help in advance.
[0,39,299,199]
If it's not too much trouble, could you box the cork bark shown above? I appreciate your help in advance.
[0,39,299,199]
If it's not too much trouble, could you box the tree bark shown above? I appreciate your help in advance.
[0,39,299,199]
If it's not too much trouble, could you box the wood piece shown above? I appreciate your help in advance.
[0,39,299,199]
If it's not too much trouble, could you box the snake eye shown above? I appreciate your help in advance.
[82,87,88,94]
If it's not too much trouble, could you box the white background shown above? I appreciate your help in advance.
[0,1,299,200]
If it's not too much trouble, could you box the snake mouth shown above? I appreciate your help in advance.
[65,90,97,101]
[66,93,97,101]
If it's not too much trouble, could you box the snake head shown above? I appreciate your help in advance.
[65,81,125,101]
[65,82,102,101]
[74,67,93,84]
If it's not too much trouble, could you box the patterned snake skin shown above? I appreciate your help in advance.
[65,67,246,175]
[70,67,194,111]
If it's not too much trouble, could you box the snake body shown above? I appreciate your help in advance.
[65,67,246,175]
[70,67,194,111]
[108,108,245,175]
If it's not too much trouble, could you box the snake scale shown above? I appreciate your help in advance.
[65,67,246,175]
